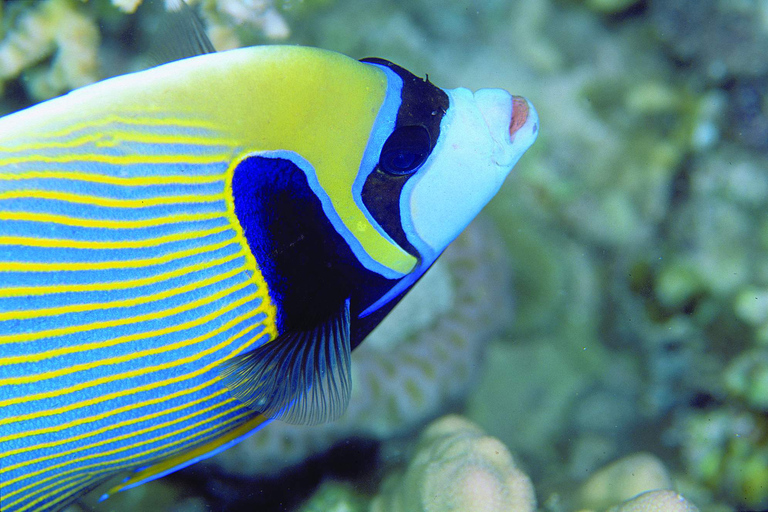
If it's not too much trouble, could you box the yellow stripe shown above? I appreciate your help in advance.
[7,404,251,509]
[0,170,226,186]
[31,115,222,140]
[0,224,229,250]
[0,297,266,413]
[43,403,250,485]
[0,251,242,297]
[0,378,229,446]
[0,294,270,411]
[222,162,279,332]
[0,262,243,325]
[0,152,228,166]
[3,130,232,153]
[0,322,268,444]
[114,414,269,494]
[1,383,237,468]
[0,210,221,229]
[0,274,257,352]
[0,189,225,208]
[7,405,253,510]
[0,321,271,490]
[0,300,265,385]
[0,236,237,275]
[11,474,92,512]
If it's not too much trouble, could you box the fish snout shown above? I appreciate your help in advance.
[474,88,538,168]
[510,95,534,139]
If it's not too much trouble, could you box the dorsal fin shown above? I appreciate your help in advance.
[150,0,216,66]
[218,299,352,426]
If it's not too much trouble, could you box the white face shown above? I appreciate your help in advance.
[353,63,539,319]
[401,87,539,261]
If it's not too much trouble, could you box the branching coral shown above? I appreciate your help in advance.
[369,415,536,512]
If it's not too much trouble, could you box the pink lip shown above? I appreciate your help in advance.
[509,96,530,137]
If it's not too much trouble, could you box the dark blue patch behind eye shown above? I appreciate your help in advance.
[231,156,331,332]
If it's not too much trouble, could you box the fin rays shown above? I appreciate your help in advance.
[218,299,351,426]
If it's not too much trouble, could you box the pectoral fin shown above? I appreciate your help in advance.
[218,299,352,426]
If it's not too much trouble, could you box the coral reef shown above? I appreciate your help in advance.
[0,0,99,101]
[579,453,673,511]
[649,0,768,79]
[295,482,366,512]
[0,0,293,113]
[632,142,768,509]
[186,0,290,50]
[573,454,704,512]
[649,0,768,153]
[586,0,643,15]
[669,407,768,509]
[4,0,767,510]
[110,0,291,45]
[369,415,536,512]
[607,490,700,512]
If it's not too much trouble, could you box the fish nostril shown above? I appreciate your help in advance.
[509,96,530,137]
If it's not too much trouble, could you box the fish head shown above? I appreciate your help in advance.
[401,87,538,261]
[354,58,538,315]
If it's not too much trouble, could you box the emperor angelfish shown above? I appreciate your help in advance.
[0,45,538,511]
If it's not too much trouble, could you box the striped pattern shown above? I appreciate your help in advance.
[0,115,277,512]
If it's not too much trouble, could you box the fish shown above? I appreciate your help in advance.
[0,12,538,512]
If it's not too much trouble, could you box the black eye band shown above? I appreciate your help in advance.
[358,57,449,256]
[379,125,431,175]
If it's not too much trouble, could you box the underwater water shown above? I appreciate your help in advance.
[1,0,767,511]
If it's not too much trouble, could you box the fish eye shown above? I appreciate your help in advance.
[379,125,431,175]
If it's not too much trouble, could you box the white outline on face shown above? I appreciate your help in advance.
[404,88,539,259]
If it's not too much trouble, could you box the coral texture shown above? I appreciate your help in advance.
[649,0,768,153]
[579,453,673,511]
[0,0,99,100]
[607,490,700,512]
[0,0,291,110]
[369,415,536,512]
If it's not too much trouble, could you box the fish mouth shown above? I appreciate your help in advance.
[463,88,538,169]
[510,96,530,137]
[509,95,538,144]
